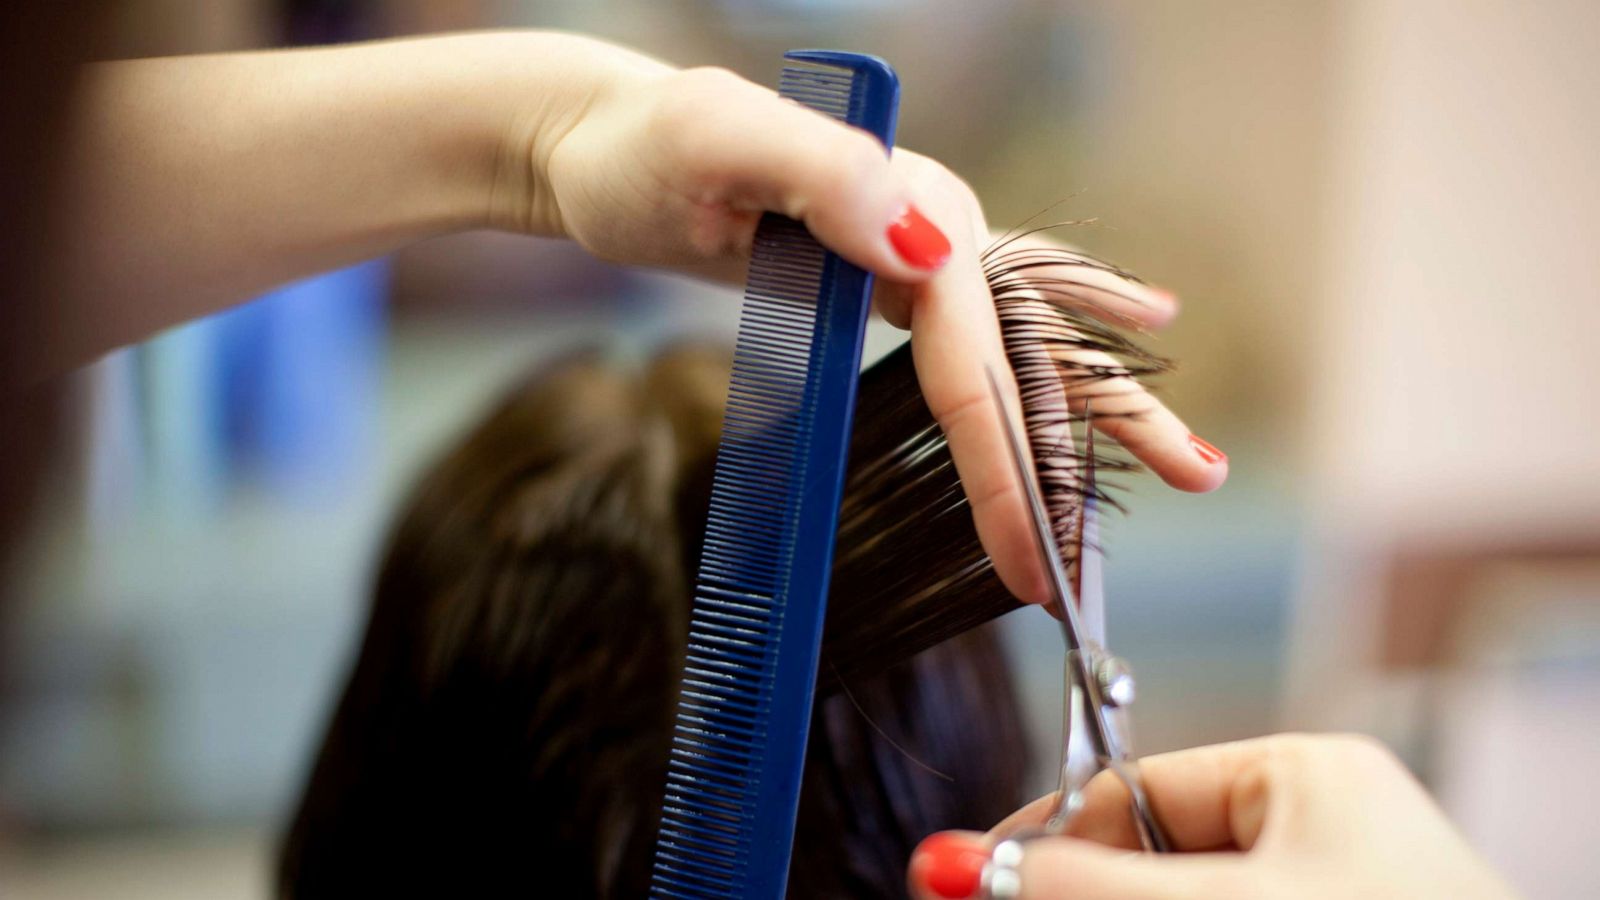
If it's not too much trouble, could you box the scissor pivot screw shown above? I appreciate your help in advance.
[1097,657,1136,707]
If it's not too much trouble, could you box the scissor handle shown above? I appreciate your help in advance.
[1046,648,1172,852]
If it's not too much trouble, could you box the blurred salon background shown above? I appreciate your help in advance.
[2,1,1597,897]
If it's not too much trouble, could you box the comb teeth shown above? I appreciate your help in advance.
[652,218,824,900]
[778,64,862,123]
[652,52,896,899]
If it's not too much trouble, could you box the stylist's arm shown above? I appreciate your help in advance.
[44,31,1224,597]
[909,734,1518,900]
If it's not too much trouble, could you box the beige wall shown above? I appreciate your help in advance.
[1309,0,1600,536]
[1289,4,1600,890]
[1291,0,1600,710]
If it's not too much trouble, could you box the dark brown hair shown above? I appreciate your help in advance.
[277,346,1030,898]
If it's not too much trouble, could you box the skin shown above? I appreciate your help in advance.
[911,734,1520,900]
[39,30,1226,604]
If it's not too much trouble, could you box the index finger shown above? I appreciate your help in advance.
[899,166,1054,606]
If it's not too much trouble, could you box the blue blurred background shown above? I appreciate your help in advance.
[3,1,1598,897]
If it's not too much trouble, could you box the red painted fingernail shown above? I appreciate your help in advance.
[1189,433,1227,465]
[887,205,951,270]
[909,832,988,899]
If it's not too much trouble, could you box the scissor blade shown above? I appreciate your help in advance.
[1076,407,1106,641]
[984,367,1083,645]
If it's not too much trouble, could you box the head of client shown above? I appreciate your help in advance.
[277,345,1029,898]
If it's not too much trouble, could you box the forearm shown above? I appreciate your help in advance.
[29,31,1222,622]
[34,31,663,382]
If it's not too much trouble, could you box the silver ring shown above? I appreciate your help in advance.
[981,838,1026,900]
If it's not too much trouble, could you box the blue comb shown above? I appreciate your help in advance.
[649,50,901,899]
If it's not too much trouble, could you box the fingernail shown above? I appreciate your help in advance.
[909,832,988,899]
[1189,433,1227,465]
[887,205,951,270]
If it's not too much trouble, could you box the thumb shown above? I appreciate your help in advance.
[1014,837,1251,900]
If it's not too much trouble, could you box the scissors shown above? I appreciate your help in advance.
[985,367,1171,853]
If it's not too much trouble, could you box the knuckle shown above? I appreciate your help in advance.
[651,67,750,146]
[924,162,982,216]
[778,129,889,225]
[893,150,982,218]
[1269,732,1399,779]
[914,169,984,246]
[892,147,942,182]
[948,172,983,214]
[808,130,889,207]
[1259,732,1321,776]
[1328,732,1403,771]
[649,91,702,153]
[927,384,989,437]
[966,467,1020,511]
[1323,730,1388,755]
[675,65,749,97]
[840,129,890,174]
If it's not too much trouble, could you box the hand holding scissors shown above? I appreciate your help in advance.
[984,368,1169,858]
[907,374,1515,900]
